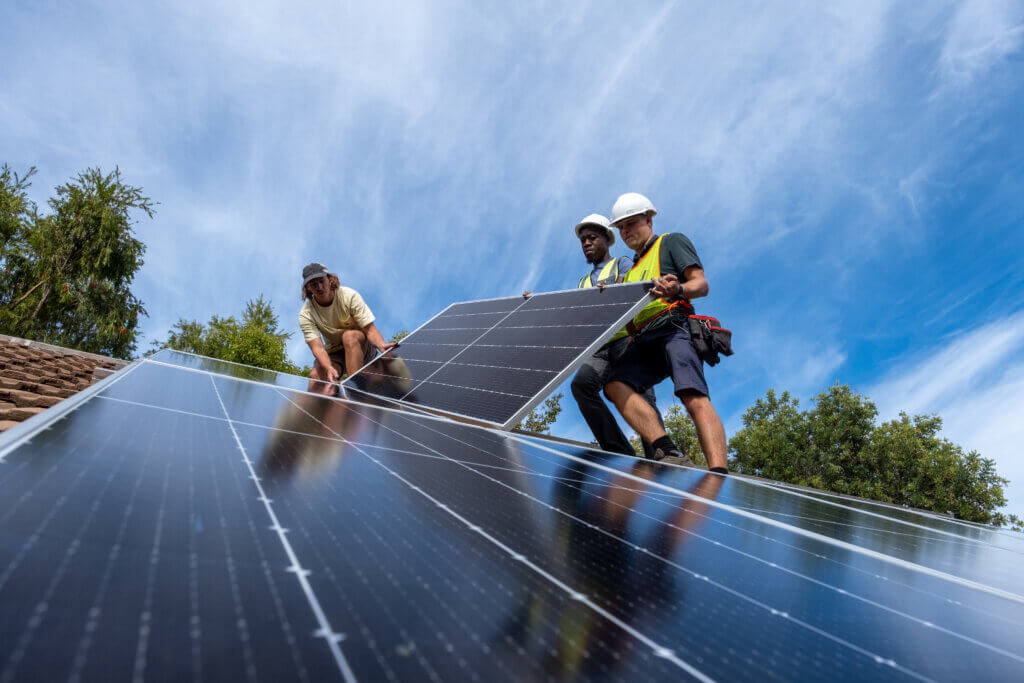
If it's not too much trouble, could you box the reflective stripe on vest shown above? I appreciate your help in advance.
[609,235,690,341]
[577,258,619,289]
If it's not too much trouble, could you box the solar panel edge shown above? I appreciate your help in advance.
[760,478,1024,545]
[499,288,652,429]
[0,357,145,461]
[152,346,301,376]
[421,281,650,306]
[340,300,460,393]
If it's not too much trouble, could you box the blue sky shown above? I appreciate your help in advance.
[3,1,1024,516]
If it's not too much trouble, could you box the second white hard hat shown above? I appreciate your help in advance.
[610,192,657,226]
[574,214,615,245]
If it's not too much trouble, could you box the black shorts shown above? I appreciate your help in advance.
[326,345,378,372]
[606,321,709,398]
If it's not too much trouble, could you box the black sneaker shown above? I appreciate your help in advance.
[653,447,695,467]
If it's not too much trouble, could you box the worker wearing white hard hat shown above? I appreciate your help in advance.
[602,193,730,472]
[573,214,624,286]
[568,213,664,459]
[609,192,657,227]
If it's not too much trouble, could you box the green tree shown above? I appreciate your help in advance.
[729,384,1013,525]
[389,329,410,343]
[158,295,300,374]
[514,393,563,434]
[1,165,35,251]
[725,389,809,482]
[0,166,152,359]
[630,405,706,465]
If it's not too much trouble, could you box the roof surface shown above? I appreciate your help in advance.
[0,335,126,432]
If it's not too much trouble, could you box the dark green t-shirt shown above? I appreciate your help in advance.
[632,233,703,278]
[633,233,703,330]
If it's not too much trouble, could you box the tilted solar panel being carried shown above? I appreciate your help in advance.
[342,282,653,428]
[2,352,1024,682]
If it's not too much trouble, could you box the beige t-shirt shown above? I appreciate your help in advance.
[298,286,375,352]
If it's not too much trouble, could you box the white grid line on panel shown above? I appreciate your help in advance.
[209,375,358,683]
[136,357,1024,558]
[274,388,716,683]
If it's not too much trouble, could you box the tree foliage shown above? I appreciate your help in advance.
[728,384,1013,525]
[389,329,410,343]
[515,393,563,434]
[0,165,34,249]
[158,295,300,374]
[0,165,151,359]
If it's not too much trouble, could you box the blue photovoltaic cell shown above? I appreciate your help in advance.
[2,356,1024,681]
[342,283,653,427]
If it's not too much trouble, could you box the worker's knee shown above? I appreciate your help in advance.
[341,329,366,349]
[603,380,630,405]
[571,367,599,401]
[679,390,713,416]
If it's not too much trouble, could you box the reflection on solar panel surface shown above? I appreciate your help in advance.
[342,284,653,428]
[2,351,1024,682]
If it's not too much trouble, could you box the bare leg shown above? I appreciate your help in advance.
[341,329,369,377]
[679,391,728,470]
[604,381,667,444]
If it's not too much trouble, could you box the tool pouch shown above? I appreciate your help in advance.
[687,315,734,366]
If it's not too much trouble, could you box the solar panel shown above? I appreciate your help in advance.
[341,283,654,428]
[2,354,1024,681]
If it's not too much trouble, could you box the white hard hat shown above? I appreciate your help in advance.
[610,192,657,226]
[573,214,615,245]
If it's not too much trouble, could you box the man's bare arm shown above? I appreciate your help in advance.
[307,338,340,382]
[363,322,399,354]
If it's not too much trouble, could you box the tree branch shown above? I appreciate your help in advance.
[30,285,49,322]
[12,278,46,305]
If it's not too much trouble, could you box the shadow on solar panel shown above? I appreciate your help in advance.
[342,283,653,428]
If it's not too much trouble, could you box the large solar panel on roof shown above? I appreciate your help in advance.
[342,283,654,428]
[2,350,1024,681]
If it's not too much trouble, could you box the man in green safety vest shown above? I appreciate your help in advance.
[603,193,729,472]
[569,214,663,459]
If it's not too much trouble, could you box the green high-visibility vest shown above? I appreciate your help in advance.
[609,235,691,341]
[578,258,620,289]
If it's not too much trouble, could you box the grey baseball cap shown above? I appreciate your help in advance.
[302,262,332,285]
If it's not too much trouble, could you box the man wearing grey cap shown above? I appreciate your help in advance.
[298,262,397,394]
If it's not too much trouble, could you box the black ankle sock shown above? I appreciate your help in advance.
[652,436,676,454]
[710,467,728,474]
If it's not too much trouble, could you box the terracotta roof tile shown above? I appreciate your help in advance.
[0,405,47,421]
[0,336,127,433]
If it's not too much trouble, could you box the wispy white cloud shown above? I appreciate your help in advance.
[936,0,1024,91]
[871,311,1024,417]
[3,0,1023,489]
[869,311,1024,515]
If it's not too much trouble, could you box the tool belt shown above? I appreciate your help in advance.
[686,315,734,366]
[625,300,692,337]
